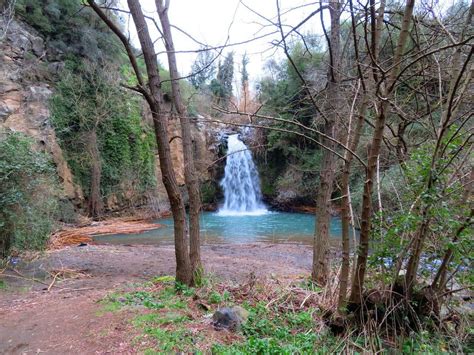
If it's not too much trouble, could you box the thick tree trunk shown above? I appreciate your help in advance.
[313,125,337,284]
[127,0,192,285]
[312,0,341,285]
[88,127,102,219]
[156,0,202,282]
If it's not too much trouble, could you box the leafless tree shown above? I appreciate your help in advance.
[312,0,342,286]
[156,0,203,281]
[88,0,195,285]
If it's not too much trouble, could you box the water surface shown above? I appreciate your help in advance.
[93,211,348,245]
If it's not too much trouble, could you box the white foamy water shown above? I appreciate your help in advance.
[218,134,268,216]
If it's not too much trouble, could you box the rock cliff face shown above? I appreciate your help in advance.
[0,18,83,203]
[0,17,219,215]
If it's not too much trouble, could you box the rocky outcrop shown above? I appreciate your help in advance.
[0,17,225,215]
[0,18,83,203]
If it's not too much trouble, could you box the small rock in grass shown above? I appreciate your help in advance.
[212,306,249,331]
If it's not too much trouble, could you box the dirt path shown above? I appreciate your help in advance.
[0,243,313,354]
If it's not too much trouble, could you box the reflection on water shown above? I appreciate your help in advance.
[93,211,353,246]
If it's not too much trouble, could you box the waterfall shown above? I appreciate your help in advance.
[218,134,268,216]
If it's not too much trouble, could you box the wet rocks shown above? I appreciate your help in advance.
[212,306,249,331]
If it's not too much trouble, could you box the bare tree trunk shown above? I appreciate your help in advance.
[433,165,474,290]
[88,127,102,219]
[156,0,202,282]
[404,2,473,295]
[127,0,192,285]
[312,0,341,285]
[338,95,367,308]
[87,0,193,284]
[243,81,248,112]
[337,0,374,309]
[432,208,473,291]
[349,0,415,305]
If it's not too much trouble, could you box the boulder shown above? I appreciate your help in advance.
[212,306,249,331]
[31,36,44,57]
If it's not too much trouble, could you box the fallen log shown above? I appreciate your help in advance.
[48,218,162,249]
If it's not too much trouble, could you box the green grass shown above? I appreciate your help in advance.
[101,276,334,353]
[211,302,336,354]
[96,275,461,354]
[0,280,6,290]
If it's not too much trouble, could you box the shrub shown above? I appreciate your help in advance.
[0,130,59,256]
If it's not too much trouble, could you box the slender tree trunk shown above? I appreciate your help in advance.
[243,81,248,112]
[433,167,474,290]
[432,208,473,291]
[88,127,102,219]
[404,1,473,295]
[127,0,192,285]
[312,0,341,285]
[156,0,202,282]
[349,108,385,304]
[338,96,368,308]
[349,0,415,305]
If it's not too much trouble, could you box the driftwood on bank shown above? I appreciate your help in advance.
[48,217,162,249]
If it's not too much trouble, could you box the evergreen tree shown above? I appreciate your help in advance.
[241,52,249,86]
[189,48,216,89]
[211,52,234,108]
[240,53,249,112]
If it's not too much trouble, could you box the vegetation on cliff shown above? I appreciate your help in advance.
[51,60,156,217]
[0,131,58,256]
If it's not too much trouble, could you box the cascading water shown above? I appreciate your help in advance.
[218,134,268,216]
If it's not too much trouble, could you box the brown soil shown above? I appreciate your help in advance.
[0,242,313,354]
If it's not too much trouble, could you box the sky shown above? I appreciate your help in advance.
[120,0,456,91]
[120,0,329,89]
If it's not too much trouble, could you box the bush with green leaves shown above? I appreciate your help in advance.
[368,131,473,285]
[0,130,59,256]
[254,42,325,203]
[51,60,156,212]
[15,0,122,62]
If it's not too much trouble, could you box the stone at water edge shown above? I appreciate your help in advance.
[212,306,249,331]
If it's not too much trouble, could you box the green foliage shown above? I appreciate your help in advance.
[368,130,473,281]
[140,325,195,354]
[0,131,59,256]
[100,276,199,353]
[51,61,156,209]
[15,0,122,61]
[190,48,217,89]
[211,52,234,107]
[212,302,323,354]
[99,275,460,353]
[208,290,223,304]
[401,331,455,353]
[255,42,325,202]
[241,53,249,85]
[200,181,218,204]
[151,275,175,283]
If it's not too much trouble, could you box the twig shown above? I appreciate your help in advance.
[47,272,60,292]
[3,270,50,287]
[56,287,95,293]
[299,292,313,309]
